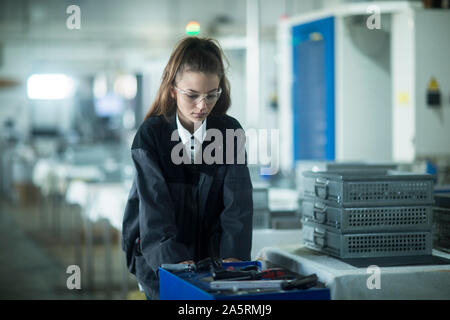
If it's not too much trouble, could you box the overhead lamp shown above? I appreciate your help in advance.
[27,74,75,100]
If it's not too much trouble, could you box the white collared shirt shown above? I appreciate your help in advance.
[176,112,207,163]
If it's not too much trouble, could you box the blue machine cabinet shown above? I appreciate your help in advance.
[292,16,335,163]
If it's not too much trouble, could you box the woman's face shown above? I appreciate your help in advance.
[172,71,220,131]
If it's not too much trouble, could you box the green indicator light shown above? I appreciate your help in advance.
[186,21,200,36]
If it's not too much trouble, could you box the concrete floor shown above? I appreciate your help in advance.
[0,197,141,300]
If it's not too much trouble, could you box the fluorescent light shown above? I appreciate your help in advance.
[27,74,75,100]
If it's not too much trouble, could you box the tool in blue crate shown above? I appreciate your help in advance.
[160,263,196,272]
[212,267,291,281]
[207,262,319,291]
[158,260,331,299]
[207,274,319,291]
[161,249,320,295]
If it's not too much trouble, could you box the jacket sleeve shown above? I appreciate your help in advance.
[121,176,140,274]
[219,119,253,260]
[132,127,192,271]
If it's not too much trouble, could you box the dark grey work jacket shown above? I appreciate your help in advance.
[121,114,253,299]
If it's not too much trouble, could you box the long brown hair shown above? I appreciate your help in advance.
[144,37,231,120]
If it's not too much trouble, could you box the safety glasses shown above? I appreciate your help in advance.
[173,85,222,105]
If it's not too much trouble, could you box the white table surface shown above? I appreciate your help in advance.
[33,158,105,195]
[66,180,128,231]
[256,243,450,300]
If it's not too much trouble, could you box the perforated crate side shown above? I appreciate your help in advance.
[343,180,434,206]
[342,232,432,258]
[302,224,432,258]
[302,199,433,233]
[343,206,433,232]
[302,171,434,207]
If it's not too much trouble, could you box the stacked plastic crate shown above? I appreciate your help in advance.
[295,161,397,229]
[300,170,435,259]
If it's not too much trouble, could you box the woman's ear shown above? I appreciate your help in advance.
[169,86,176,100]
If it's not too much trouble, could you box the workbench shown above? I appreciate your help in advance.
[256,244,450,299]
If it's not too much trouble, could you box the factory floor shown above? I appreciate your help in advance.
[0,196,144,300]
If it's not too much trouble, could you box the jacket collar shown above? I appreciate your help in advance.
[167,112,215,133]
[175,112,207,145]
[164,114,212,158]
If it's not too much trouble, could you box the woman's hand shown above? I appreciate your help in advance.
[222,258,241,263]
[179,260,195,264]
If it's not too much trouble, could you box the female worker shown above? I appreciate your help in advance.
[121,37,253,299]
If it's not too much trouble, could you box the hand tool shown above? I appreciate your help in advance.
[208,273,318,291]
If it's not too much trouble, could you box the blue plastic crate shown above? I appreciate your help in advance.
[159,261,330,300]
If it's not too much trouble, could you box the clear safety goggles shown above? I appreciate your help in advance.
[174,86,222,105]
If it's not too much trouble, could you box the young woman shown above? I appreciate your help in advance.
[122,37,253,299]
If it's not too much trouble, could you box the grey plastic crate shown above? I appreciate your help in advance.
[302,170,434,207]
[296,161,398,198]
[302,199,433,233]
[302,223,432,258]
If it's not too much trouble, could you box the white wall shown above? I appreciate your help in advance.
[391,10,416,162]
[335,14,392,162]
[225,49,247,128]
